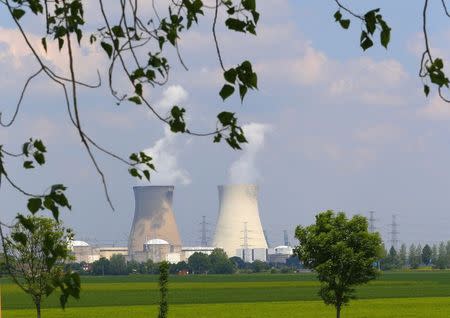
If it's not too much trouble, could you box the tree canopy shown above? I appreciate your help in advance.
[295,210,382,318]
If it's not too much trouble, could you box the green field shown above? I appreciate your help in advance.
[3,272,450,317]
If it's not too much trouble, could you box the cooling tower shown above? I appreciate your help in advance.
[213,184,268,257]
[128,186,182,258]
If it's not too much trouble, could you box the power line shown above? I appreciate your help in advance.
[389,214,400,250]
[368,211,377,233]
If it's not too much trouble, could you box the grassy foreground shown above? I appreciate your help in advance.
[5,298,450,318]
[3,271,450,317]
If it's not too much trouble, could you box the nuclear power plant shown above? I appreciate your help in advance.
[71,184,293,265]
[128,186,182,261]
[213,184,268,259]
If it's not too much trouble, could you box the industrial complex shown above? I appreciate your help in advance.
[71,184,294,265]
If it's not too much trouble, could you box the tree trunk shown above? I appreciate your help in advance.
[336,304,341,318]
[35,302,41,318]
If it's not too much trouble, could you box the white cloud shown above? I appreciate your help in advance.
[354,123,404,145]
[142,85,191,185]
[229,123,271,183]
[155,85,188,113]
[419,94,450,120]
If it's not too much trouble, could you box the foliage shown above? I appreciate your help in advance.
[422,244,432,265]
[209,248,236,274]
[380,246,401,271]
[295,210,382,318]
[158,261,169,318]
[109,254,128,275]
[188,252,211,274]
[1,216,80,317]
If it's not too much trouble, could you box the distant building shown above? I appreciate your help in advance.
[70,241,99,263]
[98,246,128,259]
[236,248,267,263]
[181,246,215,260]
[267,245,294,264]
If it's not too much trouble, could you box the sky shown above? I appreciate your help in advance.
[2,0,450,248]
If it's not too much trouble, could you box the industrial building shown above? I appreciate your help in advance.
[70,184,297,266]
[128,186,182,260]
[213,184,268,258]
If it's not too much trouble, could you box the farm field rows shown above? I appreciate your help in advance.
[3,272,450,317]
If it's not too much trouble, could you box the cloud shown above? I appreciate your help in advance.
[228,123,271,184]
[418,94,450,120]
[142,85,191,185]
[155,85,188,113]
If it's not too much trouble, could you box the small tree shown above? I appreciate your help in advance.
[295,210,382,318]
[188,252,211,274]
[2,216,80,318]
[109,254,127,275]
[209,248,235,274]
[422,244,432,265]
[398,244,407,268]
[158,261,169,318]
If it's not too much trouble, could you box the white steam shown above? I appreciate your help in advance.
[228,123,271,183]
[142,85,191,185]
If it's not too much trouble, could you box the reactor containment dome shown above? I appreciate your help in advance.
[128,186,182,259]
[213,184,268,257]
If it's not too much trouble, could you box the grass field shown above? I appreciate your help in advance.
[3,272,450,317]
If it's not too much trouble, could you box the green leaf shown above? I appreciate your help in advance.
[225,18,247,32]
[12,232,27,246]
[334,10,342,22]
[111,25,125,38]
[128,96,142,105]
[242,0,256,10]
[143,170,150,181]
[33,139,46,152]
[58,38,64,51]
[239,84,248,102]
[217,111,235,125]
[33,152,45,165]
[135,83,143,96]
[41,37,47,52]
[339,19,350,29]
[424,85,430,97]
[360,32,373,51]
[224,68,237,83]
[23,161,34,169]
[12,8,26,20]
[219,84,235,100]
[101,42,113,59]
[129,168,141,179]
[27,198,42,213]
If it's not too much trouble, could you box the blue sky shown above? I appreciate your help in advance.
[2,0,450,248]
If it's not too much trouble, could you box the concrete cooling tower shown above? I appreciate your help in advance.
[213,184,268,257]
[128,186,182,259]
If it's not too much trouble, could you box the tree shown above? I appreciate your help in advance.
[1,216,80,318]
[251,260,269,273]
[399,244,408,268]
[109,254,127,275]
[295,210,382,318]
[422,244,432,265]
[158,261,169,318]
[92,257,110,276]
[188,252,210,274]
[408,244,420,269]
[435,242,448,269]
[381,246,401,270]
[209,248,236,274]
[229,256,246,270]
[431,244,438,266]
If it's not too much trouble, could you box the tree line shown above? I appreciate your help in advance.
[380,242,450,270]
[65,249,302,276]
